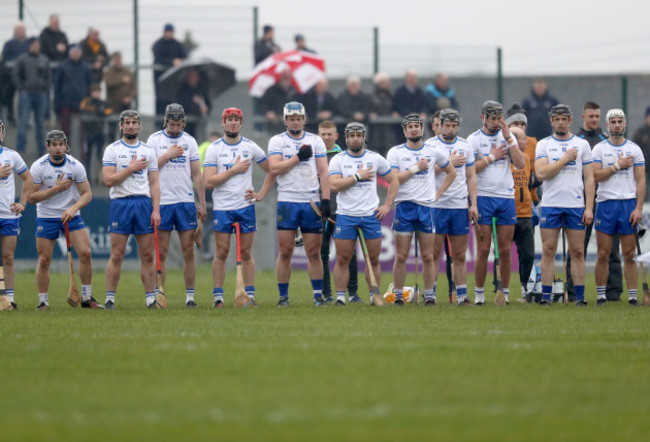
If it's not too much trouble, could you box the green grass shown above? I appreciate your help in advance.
[2,265,649,441]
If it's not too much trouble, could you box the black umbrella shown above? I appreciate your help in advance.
[157,58,236,101]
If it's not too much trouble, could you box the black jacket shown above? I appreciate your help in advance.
[393,85,429,116]
[522,90,559,140]
[54,59,92,110]
[12,52,50,94]
[337,90,370,121]
[39,27,68,61]
[575,126,608,149]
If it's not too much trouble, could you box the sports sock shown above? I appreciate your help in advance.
[394,288,403,300]
[424,289,434,301]
[81,285,91,301]
[245,285,255,300]
[311,279,323,300]
[213,287,224,302]
[628,289,637,300]
[503,288,509,303]
[105,291,115,303]
[186,288,195,302]
[475,287,485,303]
[278,283,289,299]
[145,291,156,306]
[575,285,585,302]
[336,290,345,302]
[433,282,437,297]
[38,292,48,305]
[542,285,552,302]
[6,289,14,303]
[596,286,606,300]
[457,284,467,301]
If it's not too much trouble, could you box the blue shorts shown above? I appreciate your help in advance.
[0,218,20,236]
[477,196,517,226]
[334,214,383,240]
[159,202,197,232]
[109,196,153,235]
[36,215,85,239]
[539,207,585,230]
[277,201,322,234]
[433,208,469,236]
[213,205,257,234]
[594,199,636,235]
[393,201,434,233]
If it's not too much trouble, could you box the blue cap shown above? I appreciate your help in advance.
[164,23,174,32]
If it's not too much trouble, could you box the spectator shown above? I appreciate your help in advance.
[152,23,187,116]
[301,77,337,133]
[79,27,109,84]
[368,71,398,152]
[2,22,29,125]
[258,69,296,133]
[103,51,136,112]
[522,78,559,140]
[337,75,370,147]
[425,72,458,113]
[393,69,429,117]
[294,34,315,53]
[632,106,650,201]
[39,14,68,62]
[176,68,210,137]
[54,45,91,138]
[576,101,608,146]
[254,25,280,65]
[12,37,50,153]
[80,83,112,171]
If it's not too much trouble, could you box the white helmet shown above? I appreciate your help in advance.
[606,108,626,122]
[283,101,306,119]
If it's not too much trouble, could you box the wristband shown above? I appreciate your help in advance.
[409,165,421,175]
[614,163,620,171]
[610,165,618,173]
[354,173,361,182]
[488,154,496,162]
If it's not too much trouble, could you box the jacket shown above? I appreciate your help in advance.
[103,66,137,110]
[12,52,50,94]
[522,90,559,140]
[576,126,608,148]
[39,27,68,61]
[54,59,92,110]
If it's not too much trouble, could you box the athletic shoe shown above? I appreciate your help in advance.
[474,301,484,306]
[394,298,404,306]
[313,297,327,306]
[105,300,115,310]
[147,300,161,309]
[276,297,289,307]
[349,295,363,303]
[9,302,18,310]
[212,299,224,309]
[36,302,49,311]
[539,299,551,306]
[629,298,639,306]
[323,296,334,304]
[81,297,104,309]
[335,298,346,306]
[424,298,437,307]
[576,300,588,307]
[596,298,606,307]
[458,298,472,306]
[185,300,197,308]
[244,299,258,308]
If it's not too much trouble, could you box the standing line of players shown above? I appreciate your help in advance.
[0,97,644,310]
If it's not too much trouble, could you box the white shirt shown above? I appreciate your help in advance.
[0,146,28,219]
[101,139,158,200]
[328,149,392,217]
[467,129,515,198]
[426,136,474,209]
[592,139,645,203]
[204,137,267,211]
[268,131,327,203]
[535,135,593,208]
[386,143,449,208]
[30,154,87,218]
[147,130,200,205]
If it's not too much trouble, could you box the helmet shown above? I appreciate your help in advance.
[163,103,186,127]
[344,122,367,138]
[606,108,626,122]
[382,283,416,304]
[401,113,424,128]
[481,100,504,117]
[46,130,68,145]
[119,109,140,123]
[439,108,461,124]
[549,104,572,118]
[221,107,243,124]
[283,101,306,119]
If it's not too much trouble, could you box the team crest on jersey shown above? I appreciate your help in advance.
[242,151,250,159]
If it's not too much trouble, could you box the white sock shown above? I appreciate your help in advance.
[186,288,195,302]
[475,287,485,303]
[38,293,49,305]
[82,285,92,301]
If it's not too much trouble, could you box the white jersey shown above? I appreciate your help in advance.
[592,139,645,203]
[30,154,87,218]
[426,136,474,209]
[0,146,28,219]
[146,130,200,205]
[328,149,392,217]
[101,139,158,200]
[386,143,449,208]
[268,131,326,203]
[467,129,515,198]
[204,137,267,211]
[535,135,593,208]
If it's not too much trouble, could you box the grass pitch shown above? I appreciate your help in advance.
[2,265,649,441]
